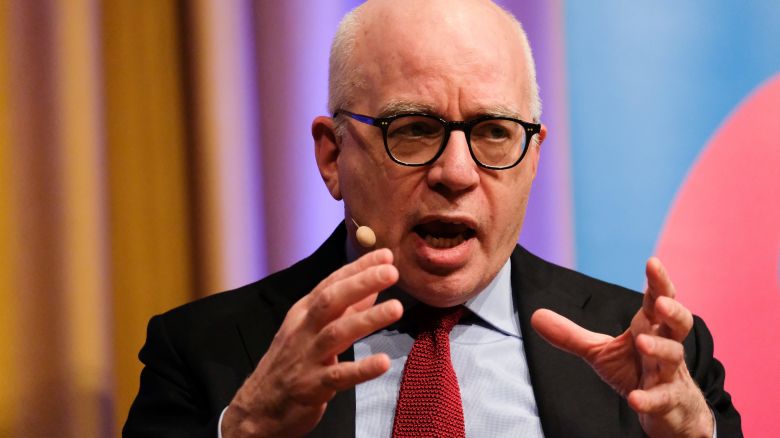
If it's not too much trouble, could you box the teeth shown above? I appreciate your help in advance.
[424,233,466,248]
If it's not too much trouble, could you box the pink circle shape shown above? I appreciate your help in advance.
[656,74,780,437]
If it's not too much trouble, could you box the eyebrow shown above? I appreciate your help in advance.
[376,100,437,118]
[477,104,523,120]
[376,100,523,120]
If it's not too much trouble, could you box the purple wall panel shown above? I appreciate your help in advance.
[254,1,355,274]
[498,0,574,268]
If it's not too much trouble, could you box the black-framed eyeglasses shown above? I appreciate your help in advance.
[334,109,541,170]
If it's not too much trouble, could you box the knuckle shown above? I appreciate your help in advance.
[672,344,685,362]
[271,325,293,348]
[313,288,335,313]
[355,267,374,286]
[683,312,694,330]
[323,366,342,387]
[271,330,286,346]
[356,359,374,379]
[373,265,388,283]
[313,274,333,294]
[665,388,678,408]
[649,391,671,412]
[362,306,380,325]
[320,323,340,346]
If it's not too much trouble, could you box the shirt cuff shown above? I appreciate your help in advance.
[218,406,229,438]
[711,407,717,438]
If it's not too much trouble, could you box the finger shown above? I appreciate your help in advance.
[318,248,394,291]
[320,353,391,393]
[629,380,713,434]
[307,263,399,329]
[627,385,677,415]
[635,334,685,382]
[531,309,614,360]
[655,296,693,342]
[314,299,403,360]
[296,249,394,309]
[642,257,676,321]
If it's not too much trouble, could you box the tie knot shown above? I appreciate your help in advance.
[414,304,467,335]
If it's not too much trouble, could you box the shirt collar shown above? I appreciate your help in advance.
[464,260,521,338]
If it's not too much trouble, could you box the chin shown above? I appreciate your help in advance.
[397,269,486,308]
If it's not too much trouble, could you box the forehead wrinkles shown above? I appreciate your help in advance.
[352,4,529,114]
[363,55,526,117]
[360,0,520,58]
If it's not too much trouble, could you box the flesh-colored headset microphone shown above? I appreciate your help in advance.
[350,217,376,248]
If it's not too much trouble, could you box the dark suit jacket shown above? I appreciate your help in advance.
[124,224,741,437]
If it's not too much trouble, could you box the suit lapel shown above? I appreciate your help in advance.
[511,246,623,438]
[235,223,356,438]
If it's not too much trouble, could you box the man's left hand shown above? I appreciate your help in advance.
[531,257,714,438]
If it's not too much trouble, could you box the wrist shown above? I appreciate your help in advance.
[685,396,715,438]
[221,401,272,438]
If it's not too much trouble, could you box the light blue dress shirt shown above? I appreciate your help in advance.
[216,255,717,437]
[354,261,545,437]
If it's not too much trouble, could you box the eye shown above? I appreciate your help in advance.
[473,121,512,141]
[388,116,442,139]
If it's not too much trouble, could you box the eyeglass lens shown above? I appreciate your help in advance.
[386,115,527,167]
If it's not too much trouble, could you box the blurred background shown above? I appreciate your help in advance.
[0,0,778,436]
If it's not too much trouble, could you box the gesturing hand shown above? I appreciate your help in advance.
[221,249,403,438]
[531,257,714,438]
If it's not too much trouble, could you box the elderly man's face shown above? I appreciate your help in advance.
[315,0,545,307]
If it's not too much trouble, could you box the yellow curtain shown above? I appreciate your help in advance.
[0,0,18,434]
[0,0,197,435]
[1,0,350,435]
[103,1,194,433]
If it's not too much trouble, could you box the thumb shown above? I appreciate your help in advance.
[531,309,613,360]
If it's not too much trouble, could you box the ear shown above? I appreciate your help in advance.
[312,115,342,200]
[526,123,547,177]
[537,123,548,146]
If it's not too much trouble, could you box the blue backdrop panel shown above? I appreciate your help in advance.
[564,0,780,289]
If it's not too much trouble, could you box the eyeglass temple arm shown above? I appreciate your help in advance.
[335,110,377,127]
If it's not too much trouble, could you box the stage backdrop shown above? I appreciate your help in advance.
[0,0,777,436]
[563,3,780,436]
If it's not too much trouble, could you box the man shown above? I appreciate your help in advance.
[124,0,741,437]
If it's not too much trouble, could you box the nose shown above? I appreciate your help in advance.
[426,130,479,194]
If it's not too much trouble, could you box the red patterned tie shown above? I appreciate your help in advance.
[392,305,467,437]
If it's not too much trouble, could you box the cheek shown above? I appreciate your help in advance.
[488,173,534,243]
[337,148,411,229]
[337,150,378,220]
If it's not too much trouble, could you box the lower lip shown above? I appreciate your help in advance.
[411,232,476,271]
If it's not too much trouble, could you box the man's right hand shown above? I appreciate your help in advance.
[220,248,403,438]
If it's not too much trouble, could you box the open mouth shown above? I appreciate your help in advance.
[413,220,477,249]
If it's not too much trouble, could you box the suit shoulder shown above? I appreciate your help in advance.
[157,281,265,328]
[154,225,349,331]
[512,245,643,314]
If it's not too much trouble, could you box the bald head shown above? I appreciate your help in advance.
[328,0,541,122]
[313,0,548,305]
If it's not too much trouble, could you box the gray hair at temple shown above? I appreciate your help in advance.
[327,1,543,130]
